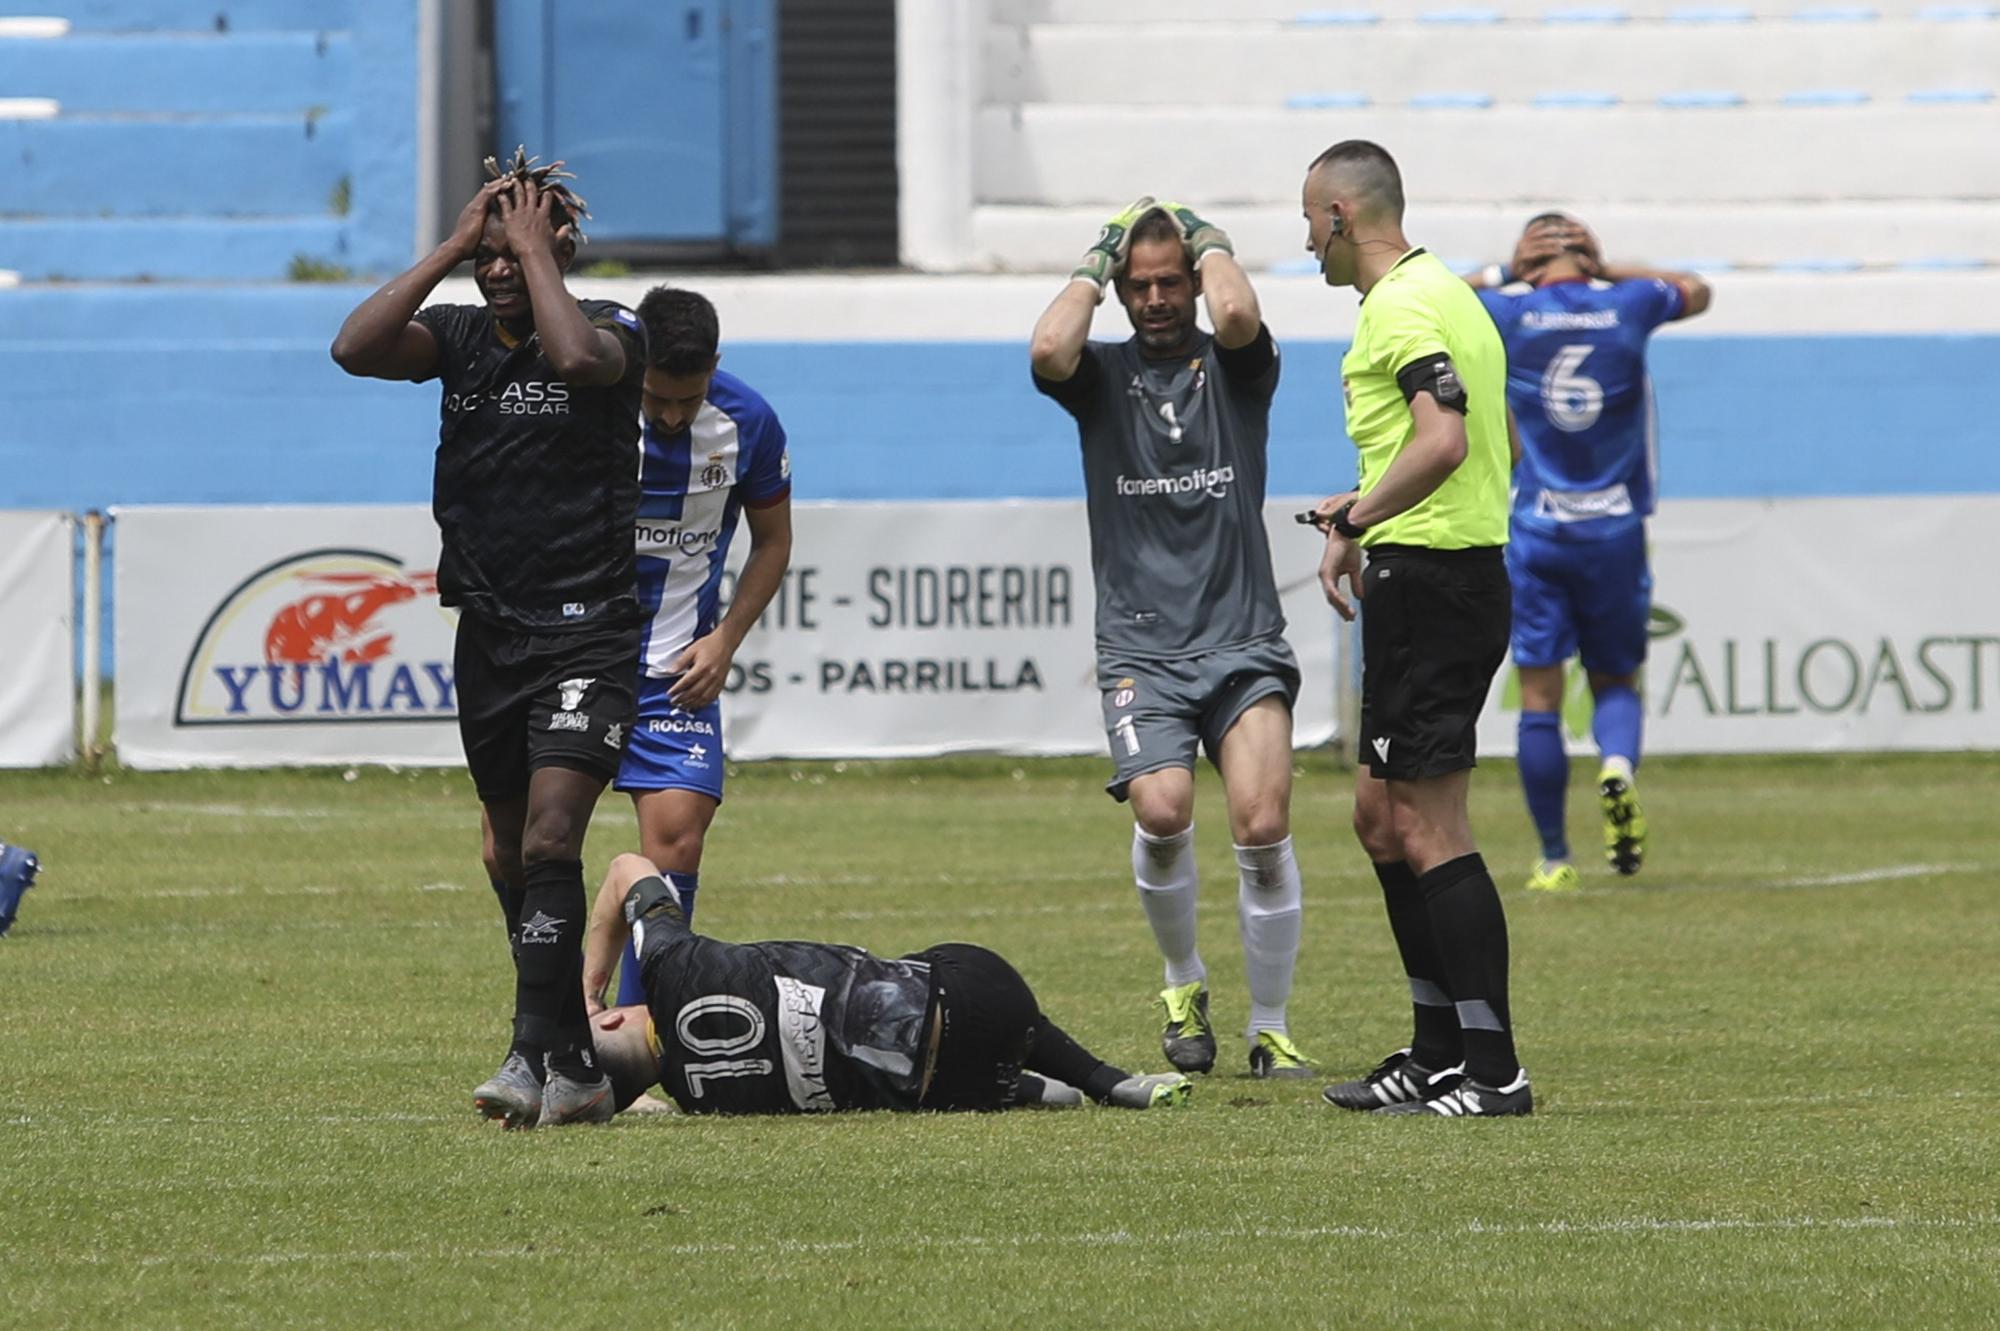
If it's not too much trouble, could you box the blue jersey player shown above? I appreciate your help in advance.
[1469,215,1709,891]
[613,286,792,999]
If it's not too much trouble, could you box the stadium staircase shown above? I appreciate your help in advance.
[0,0,413,281]
[975,0,2000,273]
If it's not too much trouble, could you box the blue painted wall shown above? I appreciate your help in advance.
[2,287,1992,675]
[3,289,1995,511]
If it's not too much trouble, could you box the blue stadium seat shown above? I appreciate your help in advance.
[1286,91,1373,108]
[23,0,352,32]
[1789,6,1878,20]
[1782,88,1871,105]
[1659,89,1747,106]
[1532,90,1622,106]
[1288,9,1381,23]
[0,32,351,114]
[1543,7,1629,21]
[1409,91,1496,107]
[0,115,350,214]
[1416,8,1503,23]
[1905,87,1996,102]
[1917,4,2000,18]
[2,217,350,281]
[1665,6,1753,20]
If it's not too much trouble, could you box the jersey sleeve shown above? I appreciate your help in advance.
[411,303,468,386]
[1031,342,1106,421]
[738,402,792,508]
[1620,277,1687,331]
[586,301,649,375]
[1368,288,1456,381]
[1212,323,1280,401]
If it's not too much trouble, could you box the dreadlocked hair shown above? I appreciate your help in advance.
[482,145,591,244]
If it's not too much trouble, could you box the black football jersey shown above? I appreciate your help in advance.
[415,299,645,630]
[624,876,934,1114]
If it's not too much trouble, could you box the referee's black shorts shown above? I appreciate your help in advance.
[1358,543,1510,782]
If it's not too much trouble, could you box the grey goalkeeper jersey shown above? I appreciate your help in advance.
[1034,326,1287,659]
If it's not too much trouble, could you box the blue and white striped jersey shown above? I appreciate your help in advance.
[633,370,790,677]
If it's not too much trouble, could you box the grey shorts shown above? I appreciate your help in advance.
[1097,636,1301,801]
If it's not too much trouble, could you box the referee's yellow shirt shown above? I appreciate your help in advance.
[1340,248,1510,549]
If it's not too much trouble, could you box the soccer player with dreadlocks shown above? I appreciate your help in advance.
[332,150,648,1126]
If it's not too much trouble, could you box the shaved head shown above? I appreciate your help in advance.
[1306,140,1405,224]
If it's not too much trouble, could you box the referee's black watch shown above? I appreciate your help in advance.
[1330,501,1369,540]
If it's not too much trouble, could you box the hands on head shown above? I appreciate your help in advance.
[1511,215,1601,285]
[1072,196,1235,291]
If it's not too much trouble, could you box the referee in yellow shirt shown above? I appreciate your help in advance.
[1302,141,1530,1118]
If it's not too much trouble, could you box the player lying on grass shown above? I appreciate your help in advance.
[472,853,1194,1125]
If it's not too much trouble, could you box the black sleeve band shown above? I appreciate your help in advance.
[1213,323,1277,382]
[1396,352,1469,414]
[1030,344,1103,415]
[624,874,689,932]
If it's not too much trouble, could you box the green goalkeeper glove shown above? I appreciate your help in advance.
[1159,201,1233,268]
[1070,195,1157,291]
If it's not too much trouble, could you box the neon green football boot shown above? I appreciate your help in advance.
[1157,979,1217,1074]
[1526,859,1581,893]
[1600,767,1648,876]
[1249,1029,1316,1080]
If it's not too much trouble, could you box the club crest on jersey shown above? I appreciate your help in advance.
[700,462,729,489]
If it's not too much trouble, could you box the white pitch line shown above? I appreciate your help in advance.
[35,1213,1998,1269]
[1769,863,1975,889]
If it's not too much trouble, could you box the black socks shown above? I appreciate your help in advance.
[514,857,595,1079]
[1418,852,1517,1085]
[1373,859,1464,1071]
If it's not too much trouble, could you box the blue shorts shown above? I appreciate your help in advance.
[1506,525,1652,676]
[612,674,725,803]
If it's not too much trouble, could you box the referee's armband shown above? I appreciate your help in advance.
[1396,353,1469,415]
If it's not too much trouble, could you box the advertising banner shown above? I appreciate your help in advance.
[0,511,75,767]
[109,502,1339,769]
[1476,496,2000,755]
[114,506,462,770]
[725,501,1338,760]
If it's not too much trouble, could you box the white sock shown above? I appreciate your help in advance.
[1601,754,1635,783]
[1236,836,1303,1038]
[1132,824,1203,988]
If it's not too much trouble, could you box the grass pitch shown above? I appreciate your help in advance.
[3,752,1997,1329]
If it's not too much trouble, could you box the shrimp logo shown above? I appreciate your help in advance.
[175,549,460,727]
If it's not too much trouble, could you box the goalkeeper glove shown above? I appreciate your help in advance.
[1071,195,1156,293]
[1159,201,1233,268]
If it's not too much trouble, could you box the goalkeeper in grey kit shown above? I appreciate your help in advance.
[539,855,1192,1122]
[1029,199,1314,1080]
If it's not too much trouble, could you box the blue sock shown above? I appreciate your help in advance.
[615,873,697,1005]
[1517,710,1570,862]
[1593,684,1644,772]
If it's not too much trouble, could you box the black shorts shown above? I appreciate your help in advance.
[1359,544,1510,781]
[453,611,640,804]
[910,943,1041,1112]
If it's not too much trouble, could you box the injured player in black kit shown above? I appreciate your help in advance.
[471,852,1194,1127]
